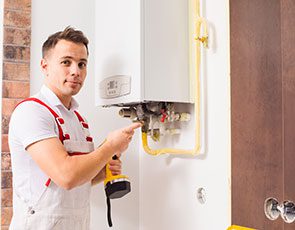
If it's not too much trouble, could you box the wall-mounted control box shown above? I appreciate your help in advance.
[99,75,131,99]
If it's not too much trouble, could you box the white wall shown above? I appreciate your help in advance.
[31,1,140,229]
[31,0,230,229]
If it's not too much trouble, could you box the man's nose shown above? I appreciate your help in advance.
[70,64,80,76]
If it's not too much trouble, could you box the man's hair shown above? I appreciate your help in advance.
[42,26,89,58]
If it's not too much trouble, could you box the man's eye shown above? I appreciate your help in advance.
[61,60,70,65]
[78,62,87,68]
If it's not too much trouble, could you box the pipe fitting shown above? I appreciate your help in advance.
[118,108,137,120]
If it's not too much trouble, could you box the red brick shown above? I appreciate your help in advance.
[2,81,30,98]
[4,0,31,10]
[1,152,12,171]
[2,98,22,116]
[4,28,31,46]
[1,188,13,207]
[3,62,30,81]
[3,45,30,62]
[1,171,12,189]
[2,134,10,152]
[1,207,13,225]
[4,10,31,28]
[2,115,11,134]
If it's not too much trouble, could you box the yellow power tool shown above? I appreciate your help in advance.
[104,155,131,227]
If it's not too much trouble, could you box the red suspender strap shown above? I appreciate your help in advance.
[16,98,65,187]
[74,110,84,122]
[74,110,93,142]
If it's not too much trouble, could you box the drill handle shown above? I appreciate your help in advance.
[105,155,119,178]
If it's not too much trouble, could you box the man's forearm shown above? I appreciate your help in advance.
[27,123,139,190]
[27,137,114,190]
[61,142,113,189]
[91,167,106,186]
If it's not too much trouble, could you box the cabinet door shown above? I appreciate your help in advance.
[230,0,294,229]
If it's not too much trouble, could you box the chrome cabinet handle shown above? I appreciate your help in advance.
[281,200,295,223]
[264,198,295,223]
[264,197,281,220]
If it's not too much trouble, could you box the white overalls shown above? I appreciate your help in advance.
[9,98,94,230]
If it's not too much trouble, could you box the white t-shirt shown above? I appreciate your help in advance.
[9,85,88,206]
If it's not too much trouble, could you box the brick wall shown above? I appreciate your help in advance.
[1,0,31,228]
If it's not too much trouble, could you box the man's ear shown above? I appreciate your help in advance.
[41,58,48,75]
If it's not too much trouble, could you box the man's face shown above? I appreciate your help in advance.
[41,39,88,99]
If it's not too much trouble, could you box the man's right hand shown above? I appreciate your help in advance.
[106,122,142,154]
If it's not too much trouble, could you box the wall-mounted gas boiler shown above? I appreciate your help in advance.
[95,0,208,155]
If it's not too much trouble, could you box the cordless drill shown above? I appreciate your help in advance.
[104,155,131,227]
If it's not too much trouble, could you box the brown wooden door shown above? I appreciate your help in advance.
[230,0,295,229]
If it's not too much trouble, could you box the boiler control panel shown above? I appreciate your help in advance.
[99,75,131,99]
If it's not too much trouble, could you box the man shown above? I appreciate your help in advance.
[8,27,141,229]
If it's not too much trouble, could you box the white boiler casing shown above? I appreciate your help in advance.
[95,0,191,106]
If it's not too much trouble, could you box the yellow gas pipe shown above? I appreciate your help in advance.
[141,0,208,156]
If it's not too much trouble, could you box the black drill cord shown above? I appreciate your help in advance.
[106,154,117,228]
[106,155,118,228]
[107,197,113,227]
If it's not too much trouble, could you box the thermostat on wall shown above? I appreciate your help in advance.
[99,75,131,99]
